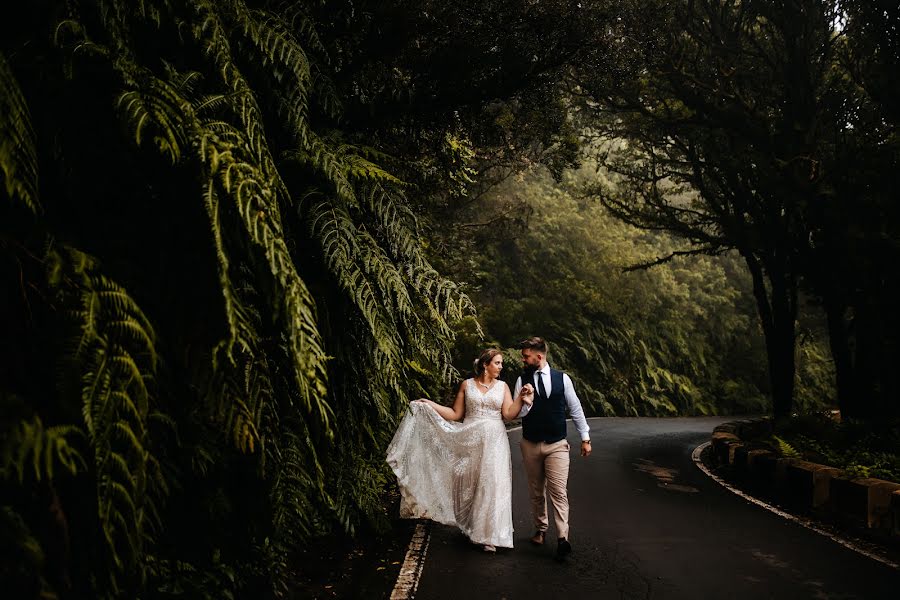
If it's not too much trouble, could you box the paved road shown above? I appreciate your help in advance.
[413,417,900,599]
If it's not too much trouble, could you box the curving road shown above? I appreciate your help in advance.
[412,417,899,599]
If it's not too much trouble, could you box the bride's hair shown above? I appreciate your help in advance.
[474,348,503,376]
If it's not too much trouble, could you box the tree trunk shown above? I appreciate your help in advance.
[851,299,886,419]
[743,251,797,418]
[822,292,855,418]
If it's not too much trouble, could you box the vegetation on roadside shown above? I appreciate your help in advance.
[768,416,900,483]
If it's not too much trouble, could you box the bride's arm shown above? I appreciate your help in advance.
[501,382,532,421]
[417,381,466,422]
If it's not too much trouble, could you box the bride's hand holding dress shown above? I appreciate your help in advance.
[412,394,465,423]
[387,351,527,550]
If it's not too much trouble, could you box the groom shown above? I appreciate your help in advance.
[513,337,592,561]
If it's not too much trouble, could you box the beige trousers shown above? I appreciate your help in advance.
[520,438,570,540]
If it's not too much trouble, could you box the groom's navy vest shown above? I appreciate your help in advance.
[522,369,567,443]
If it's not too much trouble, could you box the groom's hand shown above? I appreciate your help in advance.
[580,440,592,457]
[520,384,534,405]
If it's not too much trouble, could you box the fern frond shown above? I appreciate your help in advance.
[344,153,408,186]
[275,1,329,59]
[773,435,802,459]
[189,1,280,174]
[0,51,40,213]
[237,7,312,85]
[283,135,357,207]
[309,200,403,362]
[49,246,166,583]
[200,131,333,430]
[202,179,259,367]
[117,86,188,164]
[266,416,327,594]
[1,416,86,483]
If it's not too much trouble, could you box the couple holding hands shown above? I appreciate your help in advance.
[387,337,592,559]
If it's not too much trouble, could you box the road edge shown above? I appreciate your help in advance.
[388,423,529,598]
[692,441,899,570]
[389,521,431,599]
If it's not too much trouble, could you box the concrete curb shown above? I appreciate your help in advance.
[709,418,900,543]
[694,442,899,570]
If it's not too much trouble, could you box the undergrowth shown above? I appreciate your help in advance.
[767,414,900,482]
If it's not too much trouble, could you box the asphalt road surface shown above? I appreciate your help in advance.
[413,417,900,599]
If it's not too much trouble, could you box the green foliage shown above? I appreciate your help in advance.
[0,51,39,214]
[568,0,900,419]
[57,246,166,590]
[2,1,483,597]
[793,330,837,415]
[144,553,237,600]
[1,414,85,484]
[438,163,772,417]
[772,435,801,460]
[772,415,900,483]
[441,133,479,198]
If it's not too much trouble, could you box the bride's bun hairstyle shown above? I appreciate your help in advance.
[474,348,503,375]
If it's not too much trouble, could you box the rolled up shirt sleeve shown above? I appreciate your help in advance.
[563,374,591,441]
[513,376,533,418]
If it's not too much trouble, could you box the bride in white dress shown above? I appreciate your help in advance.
[387,349,534,552]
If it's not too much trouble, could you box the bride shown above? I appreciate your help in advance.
[386,348,534,552]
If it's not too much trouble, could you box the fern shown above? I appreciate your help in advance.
[201,128,333,428]
[2,2,482,597]
[228,2,313,145]
[0,51,40,213]
[773,435,802,459]
[111,13,334,434]
[49,245,166,591]
[309,200,403,361]
[108,47,335,437]
[0,415,86,484]
[266,418,328,597]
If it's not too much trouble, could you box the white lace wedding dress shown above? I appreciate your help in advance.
[386,379,514,548]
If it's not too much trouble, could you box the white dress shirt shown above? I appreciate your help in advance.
[514,364,591,442]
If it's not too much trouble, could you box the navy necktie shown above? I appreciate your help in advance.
[536,371,548,399]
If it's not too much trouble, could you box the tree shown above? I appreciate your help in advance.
[568,0,868,418]
[438,162,778,418]
[811,1,900,418]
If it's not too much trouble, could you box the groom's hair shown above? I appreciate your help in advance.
[518,337,548,354]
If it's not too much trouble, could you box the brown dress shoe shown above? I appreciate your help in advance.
[530,531,546,545]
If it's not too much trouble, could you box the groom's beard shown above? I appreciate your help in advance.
[521,365,538,377]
